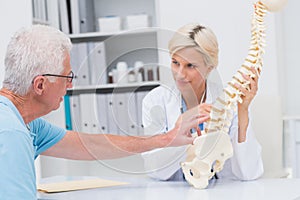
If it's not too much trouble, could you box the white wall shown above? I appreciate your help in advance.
[278,0,300,116]
[0,0,32,88]
[278,0,300,177]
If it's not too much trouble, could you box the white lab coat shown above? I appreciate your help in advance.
[141,81,264,181]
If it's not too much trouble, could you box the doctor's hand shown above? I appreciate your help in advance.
[192,103,212,136]
[198,103,212,116]
[166,108,210,147]
[235,67,259,110]
[234,67,259,142]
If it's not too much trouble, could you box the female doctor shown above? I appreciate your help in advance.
[141,23,263,181]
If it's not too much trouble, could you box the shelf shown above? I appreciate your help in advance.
[32,18,50,25]
[69,28,157,43]
[283,116,300,120]
[67,81,160,95]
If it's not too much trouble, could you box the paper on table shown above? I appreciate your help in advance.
[37,178,129,193]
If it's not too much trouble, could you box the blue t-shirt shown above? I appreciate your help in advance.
[0,95,66,199]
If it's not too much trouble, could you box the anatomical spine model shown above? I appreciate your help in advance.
[181,0,288,189]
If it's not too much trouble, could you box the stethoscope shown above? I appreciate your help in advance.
[180,89,206,132]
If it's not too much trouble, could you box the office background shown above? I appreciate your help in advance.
[0,0,299,180]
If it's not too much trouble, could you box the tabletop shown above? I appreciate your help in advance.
[37,176,300,200]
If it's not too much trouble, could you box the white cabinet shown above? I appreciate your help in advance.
[67,0,160,87]
[32,0,160,85]
[70,30,159,87]
[66,82,159,135]
[65,0,161,137]
[32,0,161,134]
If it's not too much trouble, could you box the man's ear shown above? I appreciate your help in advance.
[32,77,46,95]
[38,82,43,89]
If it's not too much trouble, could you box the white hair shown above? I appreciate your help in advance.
[168,23,219,69]
[3,24,72,95]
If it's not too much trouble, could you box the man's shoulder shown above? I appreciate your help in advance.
[0,105,25,131]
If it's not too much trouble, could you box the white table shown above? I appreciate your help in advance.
[37,176,300,200]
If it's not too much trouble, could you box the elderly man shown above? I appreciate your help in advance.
[0,25,209,199]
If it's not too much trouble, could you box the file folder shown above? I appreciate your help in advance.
[126,92,139,136]
[38,178,128,193]
[58,0,70,34]
[113,93,129,136]
[70,43,90,86]
[96,94,109,134]
[78,0,95,33]
[88,42,107,85]
[105,93,119,134]
[64,95,72,130]
[136,91,149,135]
[79,93,99,133]
[69,95,81,132]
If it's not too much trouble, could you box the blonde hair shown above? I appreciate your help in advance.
[168,23,219,69]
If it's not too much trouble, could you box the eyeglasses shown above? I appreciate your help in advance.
[41,71,74,83]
